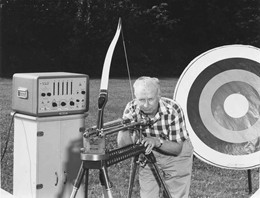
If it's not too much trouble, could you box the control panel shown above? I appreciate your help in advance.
[12,72,89,116]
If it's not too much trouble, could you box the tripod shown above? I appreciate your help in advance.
[70,144,172,198]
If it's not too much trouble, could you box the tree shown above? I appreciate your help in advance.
[1,0,260,77]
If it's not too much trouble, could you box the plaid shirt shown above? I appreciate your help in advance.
[123,97,189,143]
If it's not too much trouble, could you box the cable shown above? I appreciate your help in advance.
[1,111,16,162]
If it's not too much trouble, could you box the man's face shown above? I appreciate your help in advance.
[134,85,160,116]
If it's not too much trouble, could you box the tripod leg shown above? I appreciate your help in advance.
[146,153,173,198]
[127,156,139,198]
[100,166,113,198]
[70,162,86,198]
[85,168,89,198]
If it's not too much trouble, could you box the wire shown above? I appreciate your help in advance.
[1,111,16,162]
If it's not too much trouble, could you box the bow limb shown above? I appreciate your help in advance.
[100,18,122,91]
[97,18,122,133]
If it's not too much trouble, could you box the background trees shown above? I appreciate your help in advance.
[0,0,260,77]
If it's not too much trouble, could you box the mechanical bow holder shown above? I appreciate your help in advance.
[80,117,152,162]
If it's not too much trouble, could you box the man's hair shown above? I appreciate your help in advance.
[133,76,161,96]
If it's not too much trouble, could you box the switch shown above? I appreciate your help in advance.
[52,102,58,107]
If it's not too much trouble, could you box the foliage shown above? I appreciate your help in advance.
[0,0,260,77]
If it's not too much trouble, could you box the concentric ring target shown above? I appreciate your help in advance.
[173,45,260,169]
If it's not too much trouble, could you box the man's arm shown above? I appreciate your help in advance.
[141,137,183,155]
[155,138,183,155]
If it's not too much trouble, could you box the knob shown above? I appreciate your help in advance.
[61,102,66,106]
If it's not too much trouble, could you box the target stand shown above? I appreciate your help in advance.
[174,44,260,195]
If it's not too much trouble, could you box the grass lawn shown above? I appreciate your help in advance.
[1,77,259,197]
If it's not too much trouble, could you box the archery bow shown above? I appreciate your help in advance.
[96,18,122,135]
[71,18,135,198]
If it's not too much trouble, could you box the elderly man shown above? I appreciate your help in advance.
[117,76,193,198]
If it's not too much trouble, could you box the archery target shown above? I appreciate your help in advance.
[173,45,260,170]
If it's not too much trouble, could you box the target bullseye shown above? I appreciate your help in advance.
[224,93,249,118]
[174,45,260,169]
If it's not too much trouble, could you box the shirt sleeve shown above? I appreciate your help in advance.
[169,103,189,142]
[122,101,136,120]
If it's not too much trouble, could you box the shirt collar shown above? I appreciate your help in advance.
[131,97,170,122]
[152,98,169,122]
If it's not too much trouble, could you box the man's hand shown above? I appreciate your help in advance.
[139,137,184,156]
[140,137,160,155]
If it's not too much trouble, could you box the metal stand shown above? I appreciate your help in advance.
[127,152,172,198]
[248,169,252,194]
[70,144,172,198]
